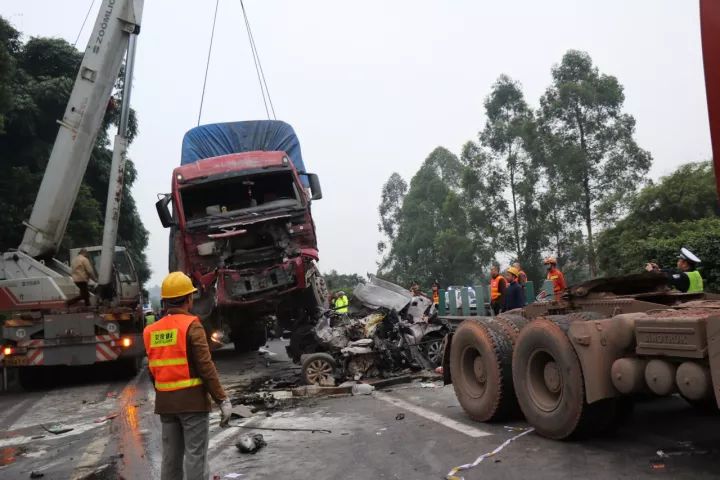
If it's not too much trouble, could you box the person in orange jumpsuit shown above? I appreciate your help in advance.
[544,256,566,297]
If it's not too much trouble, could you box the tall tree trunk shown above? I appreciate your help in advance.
[575,108,597,277]
[508,148,521,259]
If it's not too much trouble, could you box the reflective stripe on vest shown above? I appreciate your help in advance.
[143,313,203,392]
[686,270,704,293]
[155,378,203,390]
[490,276,502,301]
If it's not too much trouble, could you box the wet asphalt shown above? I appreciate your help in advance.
[0,341,718,479]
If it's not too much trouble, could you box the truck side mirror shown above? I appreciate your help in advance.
[155,194,175,228]
[307,173,322,200]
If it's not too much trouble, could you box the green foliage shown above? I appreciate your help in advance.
[377,172,407,258]
[538,50,652,276]
[598,161,720,291]
[479,75,545,283]
[0,16,150,286]
[378,50,654,289]
[323,270,365,295]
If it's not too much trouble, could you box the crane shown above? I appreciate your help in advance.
[0,0,146,382]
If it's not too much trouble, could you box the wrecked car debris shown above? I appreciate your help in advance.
[297,275,450,385]
[236,433,267,454]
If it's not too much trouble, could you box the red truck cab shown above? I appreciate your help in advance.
[157,142,327,352]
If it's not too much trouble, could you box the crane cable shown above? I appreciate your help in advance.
[198,0,221,126]
[240,0,276,120]
[73,0,97,47]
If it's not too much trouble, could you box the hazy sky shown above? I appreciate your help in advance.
[2,1,712,287]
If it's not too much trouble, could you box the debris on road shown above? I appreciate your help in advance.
[236,433,267,454]
[395,413,405,420]
[230,405,254,419]
[94,413,119,423]
[445,427,535,480]
[237,425,331,434]
[41,425,73,435]
[351,383,375,395]
[29,472,44,478]
[298,275,450,386]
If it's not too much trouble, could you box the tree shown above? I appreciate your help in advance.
[479,75,545,282]
[538,50,652,276]
[379,147,476,287]
[0,17,150,285]
[597,161,720,290]
[377,172,407,262]
[323,270,365,295]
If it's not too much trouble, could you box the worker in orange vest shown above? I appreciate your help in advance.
[544,256,566,297]
[144,272,232,480]
[489,265,507,315]
[431,280,440,307]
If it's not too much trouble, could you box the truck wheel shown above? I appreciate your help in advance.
[302,353,336,385]
[306,273,329,311]
[512,318,615,439]
[450,319,517,422]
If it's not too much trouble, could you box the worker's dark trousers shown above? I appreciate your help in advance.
[491,301,503,316]
[67,282,90,306]
[160,412,209,480]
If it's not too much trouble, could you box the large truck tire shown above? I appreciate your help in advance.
[305,272,329,312]
[512,318,616,439]
[450,319,517,422]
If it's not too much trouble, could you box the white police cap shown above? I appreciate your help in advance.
[678,247,701,264]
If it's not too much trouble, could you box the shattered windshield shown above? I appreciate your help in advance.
[180,170,301,222]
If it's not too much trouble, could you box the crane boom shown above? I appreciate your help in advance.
[19,0,143,259]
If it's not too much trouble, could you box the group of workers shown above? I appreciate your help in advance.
[134,245,705,479]
[487,257,564,314]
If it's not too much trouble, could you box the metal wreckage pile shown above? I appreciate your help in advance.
[296,275,450,386]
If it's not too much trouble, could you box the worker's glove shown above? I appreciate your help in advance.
[219,399,232,428]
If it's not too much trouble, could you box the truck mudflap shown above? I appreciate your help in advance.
[2,334,144,367]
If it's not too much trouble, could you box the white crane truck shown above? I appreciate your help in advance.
[0,0,146,386]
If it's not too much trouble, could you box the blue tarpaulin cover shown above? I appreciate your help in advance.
[181,120,308,186]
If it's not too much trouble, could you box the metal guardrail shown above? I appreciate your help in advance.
[437,279,556,317]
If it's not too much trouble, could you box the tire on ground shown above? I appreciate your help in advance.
[512,318,616,439]
[450,319,517,422]
[301,352,336,385]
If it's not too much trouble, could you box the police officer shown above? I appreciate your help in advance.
[333,291,349,313]
[646,247,704,293]
[143,272,232,480]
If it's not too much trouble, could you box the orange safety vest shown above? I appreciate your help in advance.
[490,276,503,301]
[143,313,204,392]
[547,269,565,294]
[432,289,440,305]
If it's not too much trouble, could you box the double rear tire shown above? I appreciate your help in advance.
[512,318,616,439]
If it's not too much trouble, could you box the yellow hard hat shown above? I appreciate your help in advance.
[161,272,198,299]
[506,266,520,277]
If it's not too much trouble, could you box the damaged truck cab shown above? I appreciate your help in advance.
[156,121,327,351]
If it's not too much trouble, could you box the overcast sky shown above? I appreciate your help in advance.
[2,1,712,287]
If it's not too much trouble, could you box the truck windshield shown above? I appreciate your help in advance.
[180,171,301,222]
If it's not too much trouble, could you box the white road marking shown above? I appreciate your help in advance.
[0,398,33,425]
[374,392,492,438]
[70,432,109,480]
[0,421,105,448]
